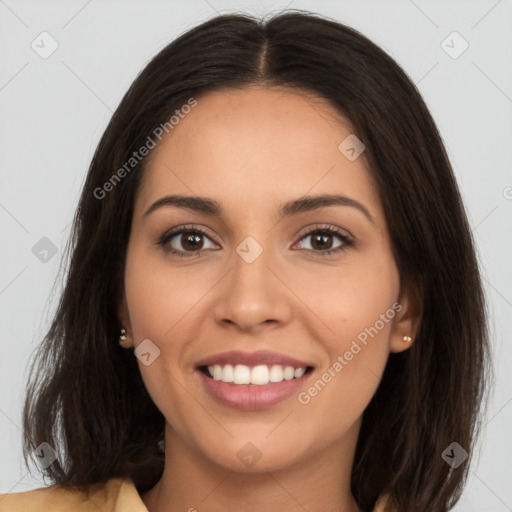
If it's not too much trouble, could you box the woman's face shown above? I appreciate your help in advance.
[119,85,417,473]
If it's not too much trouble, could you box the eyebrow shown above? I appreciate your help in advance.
[143,193,375,224]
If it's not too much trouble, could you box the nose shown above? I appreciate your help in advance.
[212,243,293,333]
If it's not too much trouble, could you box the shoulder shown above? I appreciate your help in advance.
[0,477,146,512]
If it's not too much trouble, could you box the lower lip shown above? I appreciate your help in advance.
[196,369,312,410]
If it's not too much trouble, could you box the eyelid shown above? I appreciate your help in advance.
[293,223,353,244]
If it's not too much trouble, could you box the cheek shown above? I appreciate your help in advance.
[288,250,400,342]
[122,244,213,418]
[295,303,394,451]
[123,243,207,341]
[123,247,197,436]
[291,253,398,410]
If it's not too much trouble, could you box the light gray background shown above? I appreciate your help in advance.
[1,0,511,509]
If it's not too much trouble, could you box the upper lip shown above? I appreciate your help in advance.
[195,350,314,369]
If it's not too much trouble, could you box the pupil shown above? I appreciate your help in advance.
[183,233,202,250]
[312,233,332,250]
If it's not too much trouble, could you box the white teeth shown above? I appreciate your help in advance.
[233,364,251,384]
[206,363,308,385]
[222,364,234,382]
[294,367,306,378]
[213,365,222,381]
[283,366,295,380]
[251,365,269,386]
[269,364,283,382]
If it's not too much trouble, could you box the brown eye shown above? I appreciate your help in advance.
[309,232,335,251]
[295,226,355,256]
[158,225,219,257]
[180,232,205,251]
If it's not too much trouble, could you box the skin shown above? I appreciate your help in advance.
[118,85,420,512]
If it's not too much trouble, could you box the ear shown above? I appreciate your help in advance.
[117,291,134,349]
[389,278,422,353]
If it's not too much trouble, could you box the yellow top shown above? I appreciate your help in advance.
[0,477,392,511]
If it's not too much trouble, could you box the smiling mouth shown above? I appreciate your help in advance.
[198,364,315,386]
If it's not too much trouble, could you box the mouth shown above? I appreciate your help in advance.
[195,364,314,411]
[197,364,314,385]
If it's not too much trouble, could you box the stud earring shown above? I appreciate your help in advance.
[120,328,127,341]
[402,335,412,343]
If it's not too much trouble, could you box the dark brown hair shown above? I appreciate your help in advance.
[22,10,492,512]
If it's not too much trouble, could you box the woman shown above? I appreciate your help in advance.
[0,10,491,512]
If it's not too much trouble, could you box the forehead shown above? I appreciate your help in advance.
[135,85,382,222]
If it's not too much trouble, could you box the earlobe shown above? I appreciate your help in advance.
[390,281,422,353]
[119,327,133,349]
[117,293,134,349]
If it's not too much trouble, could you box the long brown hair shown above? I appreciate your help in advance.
[22,10,492,512]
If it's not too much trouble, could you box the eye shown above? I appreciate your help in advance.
[157,224,219,257]
[294,225,355,256]
[157,223,355,258]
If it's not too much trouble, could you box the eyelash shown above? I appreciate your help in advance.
[157,223,355,258]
